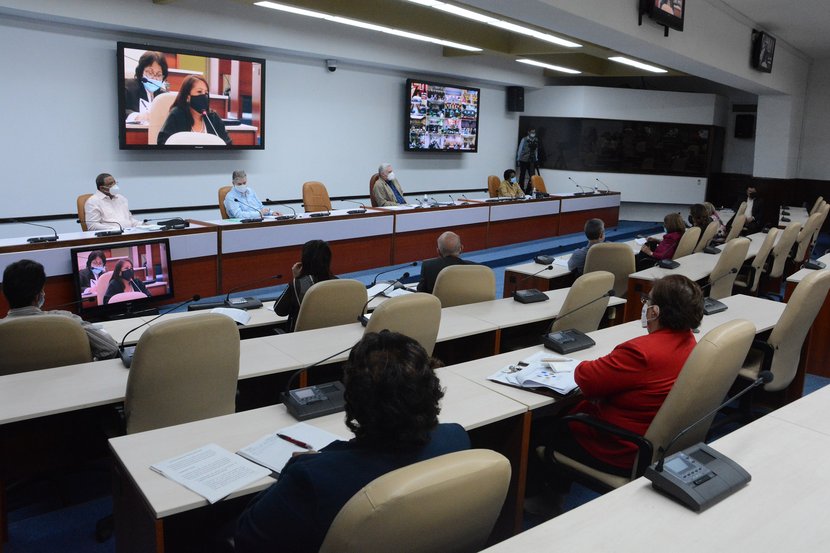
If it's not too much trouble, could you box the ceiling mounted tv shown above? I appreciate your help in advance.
[642,0,685,33]
[751,30,776,73]
[117,41,265,150]
[405,79,480,152]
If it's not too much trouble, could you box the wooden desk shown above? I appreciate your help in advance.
[503,262,575,298]
[486,198,560,247]
[387,203,491,263]
[554,192,621,234]
[785,252,830,378]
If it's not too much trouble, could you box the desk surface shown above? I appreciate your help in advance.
[786,252,830,284]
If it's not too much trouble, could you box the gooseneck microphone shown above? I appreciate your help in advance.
[341,200,367,214]
[369,262,418,287]
[96,219,124,237]
[233,198,264,223]
[595,178,611,193]
[224,274,283,309]
[304,204,331,218]
[568,177,592,195]
[511,265,553,304]
[118,294,201,368]
[542,289,615,354]
[200,109,220,136]
[358,272,411,326]
[13,219,59,243]
[265,198,298,220]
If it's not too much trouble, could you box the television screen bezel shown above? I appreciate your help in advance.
[751,31,776,73]
[69,237,176,316]
[117,41,266,151]
[648,0,685,32]
[404,78,481,153]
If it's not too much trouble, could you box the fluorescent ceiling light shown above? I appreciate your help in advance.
[255,1,482,52]
[407,0,581,48]
[517,58,581,74]
[608,56,668,73]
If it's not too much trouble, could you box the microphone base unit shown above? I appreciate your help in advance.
[119,346,136,368]
[157,218,189,230]
[513,289,549,304]
[225,297,263,310]
[309,212,330,218]
[27,236,59,243]
[534,255,555,265]
[573,192,594,197]
[239,218,263,224]
[703,297,728,316]
[187,301,226,311]
[543,329,596,354]
[703,246,720,254]
[657,259,680,269]
[95,230,123,237]
[283,381,346,421]
[804,260,827,270]
[645,443,750,512]
[347,209,367,215]
[274,215,296,221]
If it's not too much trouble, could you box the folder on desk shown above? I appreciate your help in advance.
[488,350,580,396]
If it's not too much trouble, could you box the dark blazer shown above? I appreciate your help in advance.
[417,255,469,294]
[274,274,336,331]
[123,78,149,118]
[157,106,231,145]
[103,277,151,305]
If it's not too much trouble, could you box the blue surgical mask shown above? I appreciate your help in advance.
[142,77,165,93]
[91,266,104,276]
[510,177,517,184]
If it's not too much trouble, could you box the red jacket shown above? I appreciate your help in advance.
[571,327,696,469]
[651,231,683,260]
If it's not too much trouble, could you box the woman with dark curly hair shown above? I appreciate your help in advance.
[235,331,470,553]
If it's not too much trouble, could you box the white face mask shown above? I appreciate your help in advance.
[641,303,649,328]
[510,177,517,184]
[235,184,248,193]
[37,291,45,309]
[387,171,396,181]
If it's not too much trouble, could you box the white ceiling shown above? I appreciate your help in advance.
[719,0,830,59]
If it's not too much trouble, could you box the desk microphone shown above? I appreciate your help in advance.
[358,272,411,326]
[282,341,362,420]
[568,177,592,196]
[460,194,470,202]
[142,217,189,230]
[233,198,264,223]
[542,289,614,354]
[340,200,367,214]
[369,262,418,287]
[97,220,124,237]
[118,294,201,368]
[13,219,59,243]
[224,273,283,310]
[304,204,331,217]
[595,178,611,193]
[700,268,738,315]
[448,194,456,204]
[264,198,298,221]
[511,265,553,304]
[200,109,220,137]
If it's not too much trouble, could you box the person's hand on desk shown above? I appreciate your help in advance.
[291,262,303,278]
[640,244,654,256]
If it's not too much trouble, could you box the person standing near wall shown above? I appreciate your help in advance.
[516,128,540,193]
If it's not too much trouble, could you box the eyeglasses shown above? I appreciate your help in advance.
[143,70,165,81]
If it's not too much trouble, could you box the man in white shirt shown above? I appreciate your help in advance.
[84,173,141,231]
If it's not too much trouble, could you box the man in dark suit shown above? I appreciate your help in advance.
[727,186,764,234]
[417,231,469,293]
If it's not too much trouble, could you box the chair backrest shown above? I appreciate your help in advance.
[164,131,226,145]
[302,181,332,213]
[550,271,614,333]
[708,236,750,300]
[218,185,232,219]
[794,211,823,263]
[763,270,830,392]
[643,320,756,464]
[583,243,635,297]
[369,173,381,207]
[745,227,779,293]
[672,226,700,259]
[432,265,496,308]
[768,222,801,279]
[108,291,150,303]
[810,196,824,215]
[724,214,745,242]
[487,175,500,197]
[365,293,441,355]
[147,91,178,145]
[736,201,747,216]
[294,279,368,333]
[693,221,719,253]
[530,175,547,193]
[124,313,240,434]
[810,202,829,246]
[0,315,93,375]
[95,271,114,306]
[77,193,93,231]
[319,449,510,553]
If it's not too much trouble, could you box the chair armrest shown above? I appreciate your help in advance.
[751,338,775,374]
[558,413,654,478]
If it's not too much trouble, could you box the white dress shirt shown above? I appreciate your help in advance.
[84,190,141,231]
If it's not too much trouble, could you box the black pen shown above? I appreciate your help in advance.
[277,433,314,450]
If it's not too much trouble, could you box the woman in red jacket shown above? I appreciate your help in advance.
[637,212,686,269]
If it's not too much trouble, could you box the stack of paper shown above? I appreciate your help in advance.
[237,422,342,473]
[488,350,580,395]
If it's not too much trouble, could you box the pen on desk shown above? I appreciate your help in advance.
[277,433,314,450]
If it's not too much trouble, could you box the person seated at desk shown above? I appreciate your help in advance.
[529,275,702,514]
[234,330,470,553]
[1,259,119,360]
[704,201,727,239]
[568,218,605,275]
[637,212,685,270]
[84,173,141,231]
[417,231,470,294]
[157,75,231,146]
[78,250,107,295]
[498,168,524,198]
[124,50,169,124]
[274,240,335,331]
[373,163,406,207]
[224,170,280,219]
[103,259,151,305]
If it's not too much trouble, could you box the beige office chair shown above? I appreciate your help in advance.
[432,265,496,308]
[294,279,368,333]
[218,185,232,219]
[0,316,93,375]
[164,132,226,145]
[302,181,332,213]
[708,236,750,300]
[583,243,635,298]
[124,313,239,434]
[95,271,114,306]
[733,228,779,295]
[724,214,745,242]
[809,203,829,251]
[147,91,178,145]
[369,173,380,207]
[736,201,747,217]
[364,293,441,355]
[550,271,614,333]
[672,226,700,259]
[693,221,719,253]
[810,196,824,215]
[545,319,756,490]
[793,211,823,264]
[738,270,830,394]
[319,449,510,553]
[77,193,93,231]
[767,222,800,282]
[530,175,547,194]
[487,175,500,197]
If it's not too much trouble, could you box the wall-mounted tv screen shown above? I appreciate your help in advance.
[117,41,265,150]
[405,79,480,152]
[70,238,175,316]
[751,31,775,73]
[646,0,685,32]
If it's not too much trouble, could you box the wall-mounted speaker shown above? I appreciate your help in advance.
[506,86,524,112]
[734,114,756,139]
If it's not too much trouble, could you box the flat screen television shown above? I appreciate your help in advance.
[645,0,685,32]
[70,238,175,316]
[405,79,480,152]
[751,30,776,73]
[117,41,265,150]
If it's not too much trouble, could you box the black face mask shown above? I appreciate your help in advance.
[747,192,756,199]
[189,94,210,113]
[121,269,134,280]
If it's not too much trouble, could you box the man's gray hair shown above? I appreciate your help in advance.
[378,163,392,176]
[232,170,246,184]
[437,231,462,257]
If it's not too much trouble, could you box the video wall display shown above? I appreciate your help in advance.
[405,79,480,152]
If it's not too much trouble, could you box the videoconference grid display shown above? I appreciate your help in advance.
[406,79,480,152]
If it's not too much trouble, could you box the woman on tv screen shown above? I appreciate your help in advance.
[157,74,231,146]
[103,259,151,305]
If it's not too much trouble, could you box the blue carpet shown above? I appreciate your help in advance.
[6,497,113,553]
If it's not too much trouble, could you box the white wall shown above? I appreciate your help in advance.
[799,58,830,180]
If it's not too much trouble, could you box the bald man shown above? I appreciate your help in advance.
[416,231,471,294]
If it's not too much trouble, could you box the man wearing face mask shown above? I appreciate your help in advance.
[516,127,540,194]
[124,50,169,124]
[224,170,280,219]
[84,173,141,231]
[1,260,119,360]
[498,169,524,198]
[157,74,231,146]
[372,163,406,207]
[740,186,764,234]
